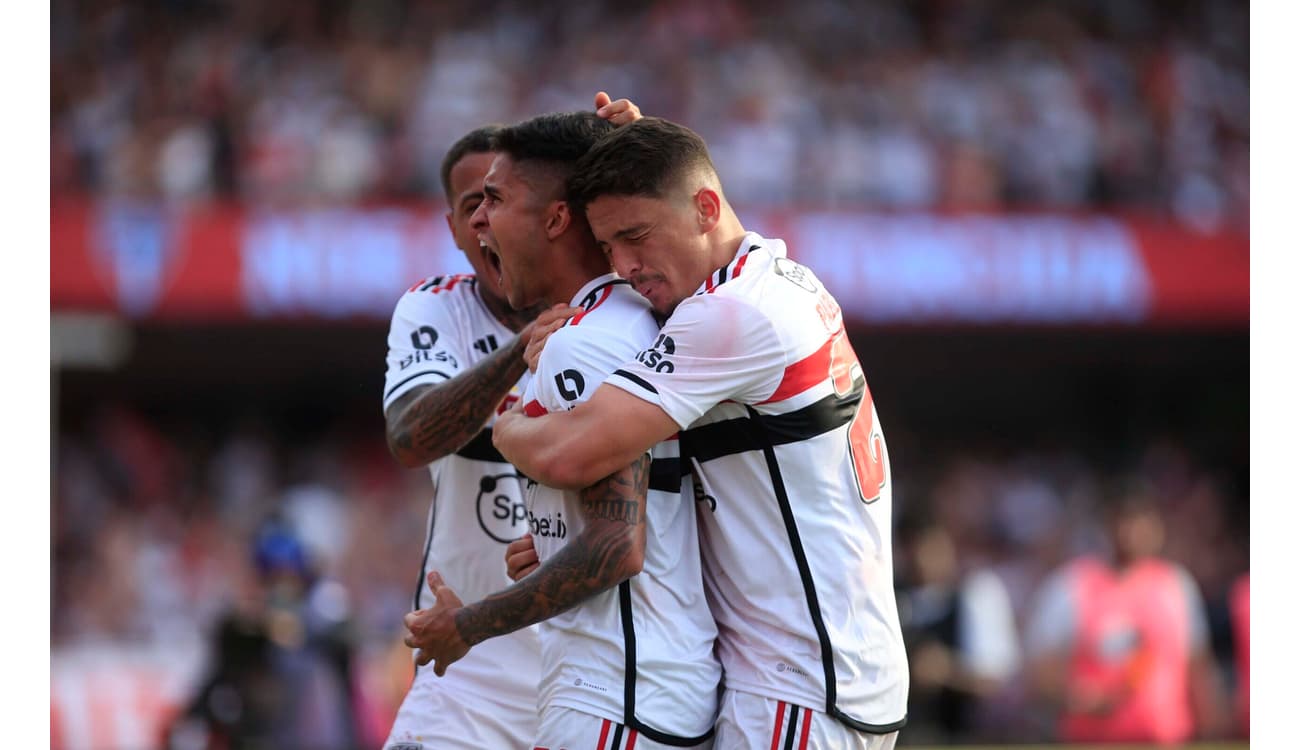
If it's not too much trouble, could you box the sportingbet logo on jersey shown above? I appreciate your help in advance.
[527,508,567,539]
[476,473,529,543]
[636,333,677,373]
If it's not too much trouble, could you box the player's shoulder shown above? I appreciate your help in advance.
[536,319,622,371]
[403,273,478,298]
[393,273,479,312]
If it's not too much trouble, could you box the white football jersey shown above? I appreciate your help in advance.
[521,273,721,744]
[605,234,910,732]
[382,274,539,701]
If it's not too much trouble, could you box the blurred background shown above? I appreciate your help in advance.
[50,0,1248,747]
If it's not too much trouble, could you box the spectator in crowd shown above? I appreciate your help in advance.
[164,516,360,750]
[894,512,1021,745]
[50,0,1248,228]
[1024,476,1229,744]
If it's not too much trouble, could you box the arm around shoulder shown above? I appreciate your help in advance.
[493,383,679,490]
[385,330,530,467]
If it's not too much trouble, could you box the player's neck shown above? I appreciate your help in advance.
[707,213,749,271]
[544,243,615,306]
[476,284,533,333]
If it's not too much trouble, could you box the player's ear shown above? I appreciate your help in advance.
[694,188,721,233]
[444,210,455,235]
[545,200,573,240]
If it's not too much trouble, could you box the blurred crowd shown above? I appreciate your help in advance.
[51,0,1248,230]
[51,402,1249,745]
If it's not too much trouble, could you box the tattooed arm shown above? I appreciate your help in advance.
[403,453,651,673]
[384,329,530,468]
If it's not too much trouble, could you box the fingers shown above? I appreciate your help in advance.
[524,305,579,372]
[595,92,643,126]
[535,303,581,327]
[427,570,463,609]
[525,323,564,372]
[505,534,540,581]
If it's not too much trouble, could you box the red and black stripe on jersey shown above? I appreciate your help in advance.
[770,702,814,750]
[408,273,475,294]
[567,278,631,327]
[701,243,759,294]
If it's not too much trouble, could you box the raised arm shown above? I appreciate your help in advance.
[494,384,680,490]
[384,329,530,467]
[404,453,652,674]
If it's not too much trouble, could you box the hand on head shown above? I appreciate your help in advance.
[594,91,642,126]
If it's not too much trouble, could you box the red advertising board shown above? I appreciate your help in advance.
[51,198,1247,325]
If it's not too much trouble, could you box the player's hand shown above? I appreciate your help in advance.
[524,303,580,373]
[505,533,540,581]
[595,91,642,126]
[402,571,470,676]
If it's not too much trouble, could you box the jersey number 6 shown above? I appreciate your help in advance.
[828,330,886,504]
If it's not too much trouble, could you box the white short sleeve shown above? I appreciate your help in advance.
[604,294,786,428]
[382,288,470,411]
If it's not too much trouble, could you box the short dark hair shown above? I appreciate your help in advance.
[490,111,616,199]
[440,125,503,202]
[567,116,718,212]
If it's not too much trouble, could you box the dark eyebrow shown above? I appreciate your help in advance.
[482,182,502,201]
[612,224,649,240]
[457,190,484,211]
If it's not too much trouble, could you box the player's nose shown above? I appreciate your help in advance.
[608,244,641,278]
[469,201,488,231]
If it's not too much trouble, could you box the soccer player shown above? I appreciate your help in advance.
[493,117,910,749]
[380,94,640,750]
[403,111,721,749]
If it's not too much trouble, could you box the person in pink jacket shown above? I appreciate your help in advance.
[1024,477,1228,744]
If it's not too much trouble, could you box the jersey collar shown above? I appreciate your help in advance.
[570,272,629,310]
[691,231,780,297]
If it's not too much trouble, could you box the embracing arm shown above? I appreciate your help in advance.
[385,332,529,467]
[494,384,680,490]
[455,453,651,646]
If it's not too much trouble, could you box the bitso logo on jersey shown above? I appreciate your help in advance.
[636,333,677,373]
[475,472,529,543]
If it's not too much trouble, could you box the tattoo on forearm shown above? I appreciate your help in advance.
[453,454,651,646]
[386,337,527,465]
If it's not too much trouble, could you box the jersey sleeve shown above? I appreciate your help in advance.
[382,287,470,412]
[525,326,632,415]
[604,294,786,429]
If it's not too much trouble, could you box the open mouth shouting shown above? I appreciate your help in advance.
[478,236,505,286]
